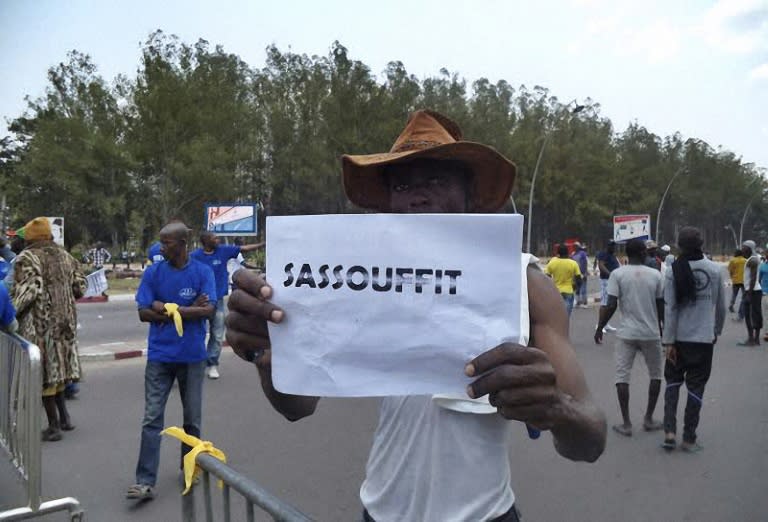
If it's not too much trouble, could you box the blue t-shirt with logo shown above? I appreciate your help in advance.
[147,242,164,264]
[135,259,216,363]
[190,245,241,299]
[0,284,15,329]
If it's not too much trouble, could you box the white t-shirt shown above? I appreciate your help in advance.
[359,255,536,522]
[744,255,762,291]
[607,264,663,340]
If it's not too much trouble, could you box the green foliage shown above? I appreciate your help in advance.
[1,33,765,254]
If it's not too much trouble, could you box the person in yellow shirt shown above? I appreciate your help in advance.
[727,248,746,316]
[545,244,583,317]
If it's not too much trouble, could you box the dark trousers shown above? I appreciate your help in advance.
[743,290,763,331]
[663,342,713,443]
[730,283,744,307]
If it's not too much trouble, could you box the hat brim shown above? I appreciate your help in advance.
[342,141,516,212]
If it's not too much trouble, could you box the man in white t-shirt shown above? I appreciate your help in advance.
[595,238,665,437]
[224,110,607,521]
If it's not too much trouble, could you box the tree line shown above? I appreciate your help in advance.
[1,30,764,255]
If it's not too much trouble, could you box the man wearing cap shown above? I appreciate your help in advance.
[11,217,86,441]
[740,240,762,346]
[645,240,661,271]
[225,110,606,521]
[571,242,590,308]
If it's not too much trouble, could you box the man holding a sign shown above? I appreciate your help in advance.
[226,110,606,521]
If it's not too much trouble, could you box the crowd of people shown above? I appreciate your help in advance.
[0,108,755,520]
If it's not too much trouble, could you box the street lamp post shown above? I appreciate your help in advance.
[655,167,685,244]
[525,103,585,253]
[724,225,738,249]
[739,201,753,246]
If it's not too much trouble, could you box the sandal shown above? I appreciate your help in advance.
[643,419,663,431]
[41,428,62,442]
[126,484,155,500]
[681,441,703,453]
[611,424,632,437]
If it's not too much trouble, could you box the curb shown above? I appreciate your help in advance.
[80,348,147,362]
[77,295,109,304]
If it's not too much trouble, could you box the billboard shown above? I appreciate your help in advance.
[204,204,258,236]
[613,214,651,243]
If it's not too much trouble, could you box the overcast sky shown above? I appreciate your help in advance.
[2,0,766,169]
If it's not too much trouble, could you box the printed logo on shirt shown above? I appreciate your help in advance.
[179,288,197,299]
[212,260,222,266]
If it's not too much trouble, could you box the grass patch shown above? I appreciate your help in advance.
[107,276,141,294]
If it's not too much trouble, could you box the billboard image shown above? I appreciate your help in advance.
[613,214,651,243]
[204,204,258,236]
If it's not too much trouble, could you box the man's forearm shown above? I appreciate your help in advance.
[551,392,606,462]
[257,365,319,422]
[179,305,215,320]
[139,309,170,323]
[596,305,616,329]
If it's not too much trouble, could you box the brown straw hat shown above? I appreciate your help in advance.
[342,110,517,212]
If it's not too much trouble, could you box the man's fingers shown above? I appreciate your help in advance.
[226,329,271,355]
[233,270,272,299]
[489,387,558,408]
[468,363,555,399]
[225,310,270,336]
[465,344,543,377]
[228,289,284,323]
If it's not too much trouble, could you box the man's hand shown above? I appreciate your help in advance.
[226,269,284,369]
[594,326,603,345]
[664,344,677,364]
[193,293,210,307]
[151,300,166,314]
[465,343,562,431]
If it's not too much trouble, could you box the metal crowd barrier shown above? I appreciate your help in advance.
[182,453,314,522]
[0,332,84,521]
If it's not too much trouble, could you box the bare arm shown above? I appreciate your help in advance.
[595,295,617,344]
[467,267,606,463]
[239,242,266,254]
[747,257,759,291]
[226,269,319,421]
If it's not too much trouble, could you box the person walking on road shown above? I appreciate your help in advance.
[127,222,216,501]
[545,244,582,317]
[661,227,725,452]
[0,284,17,332]
[11,217,86,441]
[739,240,762,346]
[85,242,111,271]
[596,240,620,332]
[727,248,746,317]
[224,109,606,521]
[594,239,664,437]
[571,242,589,308]
[190,232,264,380]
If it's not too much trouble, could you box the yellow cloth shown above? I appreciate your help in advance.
[545,257,582,294]
[23,217,52,241]
[728,256,746,284]
[163,303,184,336]
[161,427,227,495]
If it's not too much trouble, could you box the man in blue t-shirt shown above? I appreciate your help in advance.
[596,240,620,332]
[126,222,215,501]
[0,284,17,332]
[190,231,264,379]
[146,241,164,266]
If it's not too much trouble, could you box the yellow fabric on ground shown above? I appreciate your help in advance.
[161,426,227,495]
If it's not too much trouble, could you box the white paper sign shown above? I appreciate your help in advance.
[84,268,108,297]
[266,214,523,397]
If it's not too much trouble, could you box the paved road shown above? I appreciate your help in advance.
[2,306,766,521]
